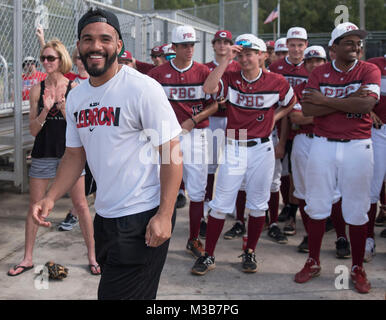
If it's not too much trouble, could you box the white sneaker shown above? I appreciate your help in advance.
[364,238,376,262]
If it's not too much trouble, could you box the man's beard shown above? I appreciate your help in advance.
[79,51,117,77]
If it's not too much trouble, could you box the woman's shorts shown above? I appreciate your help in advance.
[29,157,86,179]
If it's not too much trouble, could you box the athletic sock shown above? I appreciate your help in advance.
[366,203,377,239]
[288,203,298,219]
[205,215,225,256]
[205,174,215,202]
[246,216,265,251]
[349,224,367,268]
[280,175,290,206]
[189,201,204,240]
[330,199,347,239]
[236,190,246,224]
[307,218,326,265]
[268,191,280,224]
[298,199,309,234]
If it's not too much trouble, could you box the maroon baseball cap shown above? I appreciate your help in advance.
[212,30,233,44]
[151,46,163,57]
[119,50,132,60]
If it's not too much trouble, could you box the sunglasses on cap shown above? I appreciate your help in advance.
[236,40,252,48]
[165,54,176,61]
[40,55,60,62]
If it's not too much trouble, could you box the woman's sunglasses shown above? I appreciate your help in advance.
[40,55,60,62]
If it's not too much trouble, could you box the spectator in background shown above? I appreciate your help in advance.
[273,37,289,62]
[22,56,46,101]
[65,48,89,84]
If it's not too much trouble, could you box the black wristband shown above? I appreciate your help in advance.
[190,117,197,126]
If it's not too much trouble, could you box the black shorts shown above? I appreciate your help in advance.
[84,161,96,196]
[94,206,176,300]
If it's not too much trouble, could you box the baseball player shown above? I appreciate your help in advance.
[294,22,381,294]
[265,40,276,67]
[365,54,386,262]
[202,30,244,240]
[268,27,309,238]
[274,38,289,62]
[148,25,218,259]
[191,34,296,275]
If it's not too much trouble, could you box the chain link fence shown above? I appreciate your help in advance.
[0,0,217,109]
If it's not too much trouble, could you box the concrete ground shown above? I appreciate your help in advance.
[0,183,385,300]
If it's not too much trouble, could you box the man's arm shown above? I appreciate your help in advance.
[289,110,314,125]
[32,147,86,227]
[145,138,183,247]
[302,89,377,115]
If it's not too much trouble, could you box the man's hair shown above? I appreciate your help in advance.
[41,38,72,74]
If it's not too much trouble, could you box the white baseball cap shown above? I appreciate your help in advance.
[274,38,288,52]
[162,43,176,55]
[304,46,327,60]
[287,27,308,40]
[330,22,367,44]
[235,34,266,51]
[328,39,334,48]
[171,25,198,44]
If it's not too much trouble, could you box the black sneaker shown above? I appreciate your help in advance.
[283,217,296,236]
[186,238,205,258]
[268,224,288,244]
[224,221,246,240]
[176,193,187,208]
[380,228,386,238]
[278,205,290,222]
[297,236,309,253]
[191,253,215,275]
[58,212,78,231]
[336,237,351,259]
[199,219,207,239]
[239,249,257,273]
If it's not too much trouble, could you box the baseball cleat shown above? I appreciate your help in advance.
[186,238,205,258]
[335,237,351,259]
[224,221,246,239]
[191,253,215,276]
[239,249,257,273]
[351,266,371,294]
[294,258,321,283]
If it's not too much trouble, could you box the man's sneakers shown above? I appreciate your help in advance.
[57,212,78,231]
[176,192,187,208]
[335,237,351,259]
[186,238,205,258]
[224,221,246,240]
[364,238,376,263]
[267,224,288,244]
[351,265,371,294]
[283,217,296,236]
[239,249,257,273]
[191,253,215,275]
[294,258,321,283]
[297,236,309,253]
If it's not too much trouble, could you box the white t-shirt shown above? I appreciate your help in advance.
[66,65,181,218]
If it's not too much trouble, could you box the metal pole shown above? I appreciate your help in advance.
[219,0,225,29]
[359,0,365,30]
[13,0,23,190]
[277,0,280,38]
[251,0,258,35]
[137,0,141,11]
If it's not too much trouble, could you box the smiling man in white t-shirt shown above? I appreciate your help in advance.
[31,8,183,300]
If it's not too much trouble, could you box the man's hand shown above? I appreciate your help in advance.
[348,85,372,98]
[274,142,285,159]
[370,111,383,129]
[180,118,196,133]
[301,89,327,106]
[32,197,55,228]
[145,212,172,247]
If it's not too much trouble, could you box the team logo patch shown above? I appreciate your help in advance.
[278,66,284,70]
[256,114,264,122]
[324,73,330,78]
[165,74,171,78]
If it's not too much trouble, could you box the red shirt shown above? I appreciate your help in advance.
[136,60,155,75]
[65,72,88,84]
[220,69,296,140]
[306,60,381,140]
[148,61,215,129]
[269,56,308,88]
[291,81,314,135]
[367,56,386,123]
[22,71,46,100]
[205,60,240,117]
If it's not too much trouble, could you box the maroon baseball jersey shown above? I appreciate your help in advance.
[291,81,314,135]
[136,60,155,74]
[269,56,308,88]
[205,60,241,117]
[148,60,215,129]
[306,60,381,139]
[219,69,296,140]
[367,56,386,123]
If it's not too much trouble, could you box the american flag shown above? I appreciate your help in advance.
[264,6,279,24]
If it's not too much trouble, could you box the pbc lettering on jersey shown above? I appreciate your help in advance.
[228,87,279,110]
[163,84,207,101]
[74,106,121,128]
[284,75,308,87]
[320,81,380,99]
